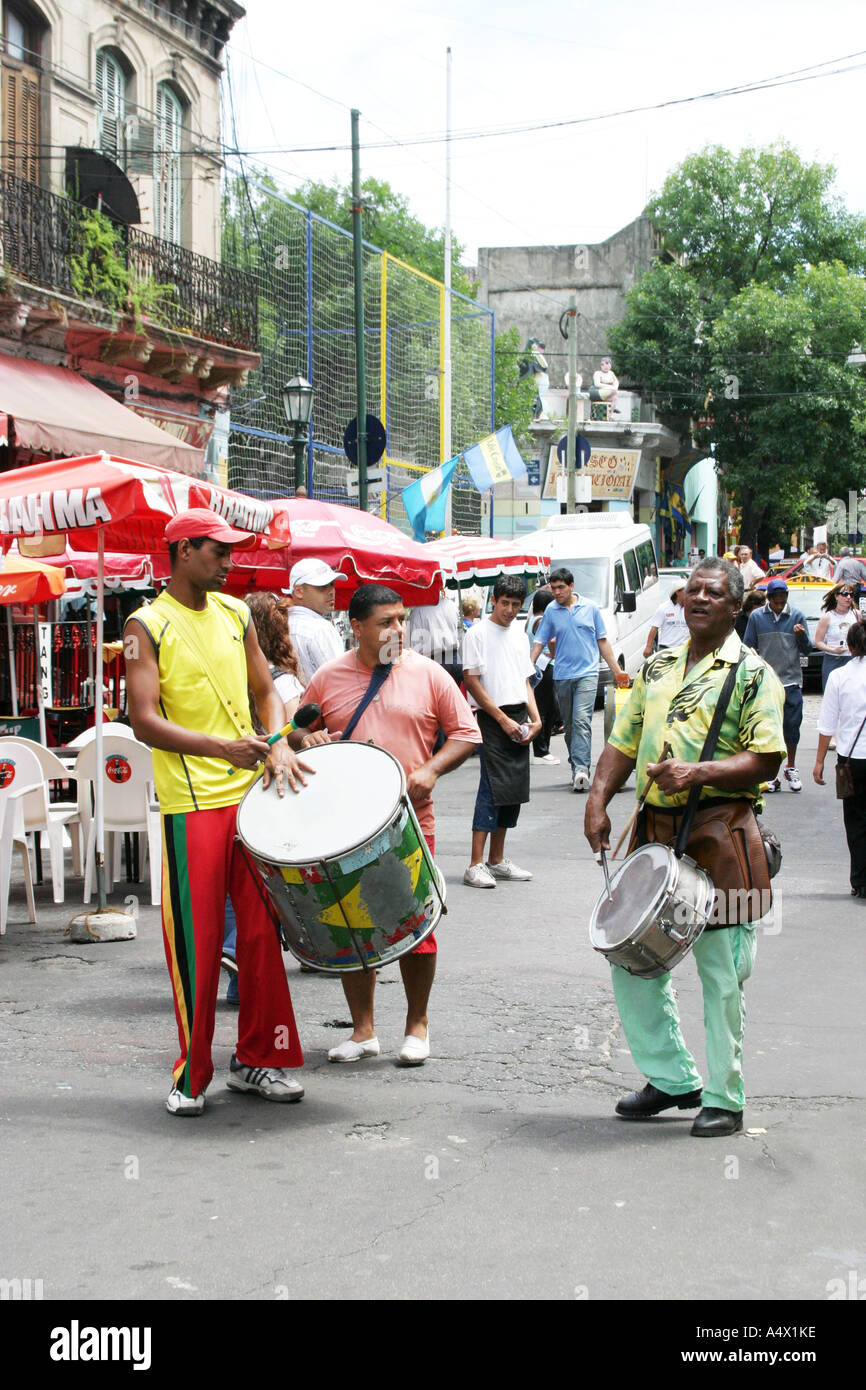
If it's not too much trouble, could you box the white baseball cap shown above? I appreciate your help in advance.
[289,558,345,592]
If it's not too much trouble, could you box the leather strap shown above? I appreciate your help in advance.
[674,650,745,859]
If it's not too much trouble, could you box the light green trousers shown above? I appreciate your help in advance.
[611,925,757,1112]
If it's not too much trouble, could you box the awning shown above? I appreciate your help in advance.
[0,353,204,475]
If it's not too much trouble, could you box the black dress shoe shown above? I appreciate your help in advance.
[615,1082,703,1119]
[691,1106,744,1137]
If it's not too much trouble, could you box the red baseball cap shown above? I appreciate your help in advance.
[164,507,258,549]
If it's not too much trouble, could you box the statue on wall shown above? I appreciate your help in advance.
[589,356,619,413]
[518,337,550,419]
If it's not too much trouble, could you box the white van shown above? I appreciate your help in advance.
[519,513,662,687]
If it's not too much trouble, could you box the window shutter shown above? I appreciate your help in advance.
[96,50,126,166]
[1,59,40,182]
[154,84,182,245]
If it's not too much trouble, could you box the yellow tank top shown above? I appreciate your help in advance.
[127,591,258,814]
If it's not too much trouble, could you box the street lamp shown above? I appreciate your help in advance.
[282,375,314,493]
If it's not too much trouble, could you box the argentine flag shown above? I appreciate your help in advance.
[463,425,527,492]
[401,454,460,542]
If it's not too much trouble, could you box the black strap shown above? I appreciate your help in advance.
[674,651,745,858]
[340,663,392,742]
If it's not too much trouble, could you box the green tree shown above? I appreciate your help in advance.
[608,143,866,549]
[493,325,537,448]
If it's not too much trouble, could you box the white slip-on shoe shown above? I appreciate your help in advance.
[328,1036,381,1063]
[398,1033,430,1065]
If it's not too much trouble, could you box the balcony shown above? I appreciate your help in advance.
[0,170,257,352]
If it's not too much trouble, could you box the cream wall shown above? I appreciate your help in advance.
[8,0,230,261]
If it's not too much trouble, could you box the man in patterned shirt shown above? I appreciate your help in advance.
[585,558,785,1138]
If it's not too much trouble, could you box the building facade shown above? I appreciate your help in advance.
[0,0,254,478]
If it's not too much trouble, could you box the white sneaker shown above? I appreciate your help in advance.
[784,766,802,792]
[535,753,560,764]
[572,767,591,792]
[486,858,533,881]
[328,1036,381,1063]
[463,862,496,888]
[166,1086,205,1117]
[226,1057,304,1101]
[762,778,781,794]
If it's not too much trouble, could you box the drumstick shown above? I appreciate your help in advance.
[227,703,322,776]
[611,740,674,860]
[595,849,614,902]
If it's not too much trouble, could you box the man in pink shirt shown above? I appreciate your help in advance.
[303,584,481,1065]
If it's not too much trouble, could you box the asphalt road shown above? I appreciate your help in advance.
[1,694,864,1306]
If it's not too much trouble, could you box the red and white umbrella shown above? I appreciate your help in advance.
[422,534,551,588]
[228,497,445,608]
[0,453,287,911]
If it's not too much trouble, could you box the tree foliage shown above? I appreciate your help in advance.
[609,143,866,548]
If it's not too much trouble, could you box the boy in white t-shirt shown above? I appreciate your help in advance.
[461,575,542,889]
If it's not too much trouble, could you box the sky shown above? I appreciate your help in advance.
[225,0,866,266]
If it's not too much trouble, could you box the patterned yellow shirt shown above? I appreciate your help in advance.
[608,630,785,809]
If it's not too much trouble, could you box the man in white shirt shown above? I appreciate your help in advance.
[644,584,689,657]
[803,542,833,580]
[736,546,765,590]
[462,574,542,889]
[285,558,346,684]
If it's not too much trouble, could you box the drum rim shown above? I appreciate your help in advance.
[236,741,408,865]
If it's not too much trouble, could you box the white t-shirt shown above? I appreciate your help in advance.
[817,657,866,757]
[286,606,344,684]
[650,599,690,648]
[462,616,534,709]
[273,671,303,707]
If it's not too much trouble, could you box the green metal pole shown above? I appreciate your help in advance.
[351,109,368,510]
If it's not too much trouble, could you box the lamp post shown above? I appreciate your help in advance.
[282,375,314,494]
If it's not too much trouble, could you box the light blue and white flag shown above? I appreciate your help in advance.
[401,454,460,542]
[462,424,527,492]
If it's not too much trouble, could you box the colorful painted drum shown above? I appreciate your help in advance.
[235,742,446,972]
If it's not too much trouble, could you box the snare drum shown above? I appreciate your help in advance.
[588,842,714,978]
[236,742,446,972]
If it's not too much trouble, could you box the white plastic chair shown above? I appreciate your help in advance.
[0,737,87,898]
[74,734,162,906]
[0,753,38,934]
[66,722,138,748]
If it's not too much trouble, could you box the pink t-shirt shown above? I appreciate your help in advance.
[303,649,481,837]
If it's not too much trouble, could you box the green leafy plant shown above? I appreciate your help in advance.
[67,205,177,331]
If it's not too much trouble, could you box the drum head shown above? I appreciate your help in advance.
[592,843,675,947]
[236,742,404,863]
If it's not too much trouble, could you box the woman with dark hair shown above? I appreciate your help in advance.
[526,587,559,763]
[814,622,866,897]
[734,589,765,640]
[814,582,863,690]
[245,592,304,724]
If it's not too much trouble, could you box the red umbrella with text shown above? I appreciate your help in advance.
[0,454,288,910]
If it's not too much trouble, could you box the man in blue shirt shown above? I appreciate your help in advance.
[742,577,811,791]
[530,567,630,790]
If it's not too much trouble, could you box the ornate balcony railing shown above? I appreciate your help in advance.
[0,170,257,351]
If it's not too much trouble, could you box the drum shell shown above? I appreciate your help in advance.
[589,846,714,979]
[236,745,445,973]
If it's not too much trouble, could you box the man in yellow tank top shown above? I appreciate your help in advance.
[125,509,313,1117]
